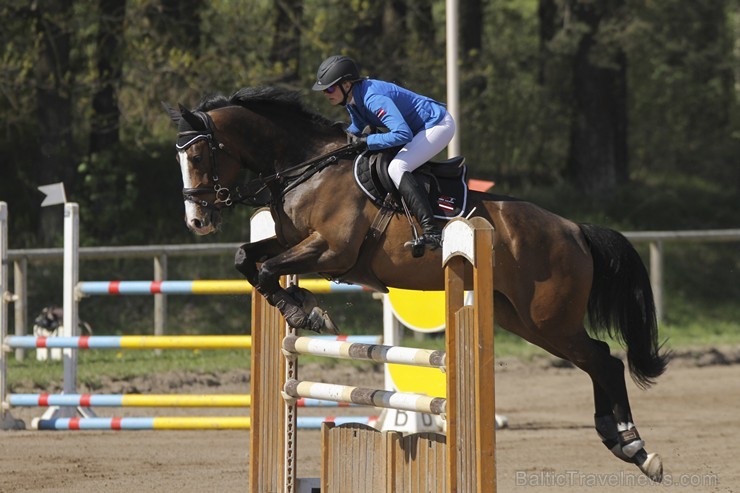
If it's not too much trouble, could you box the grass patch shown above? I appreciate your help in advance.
[5,349,251,391]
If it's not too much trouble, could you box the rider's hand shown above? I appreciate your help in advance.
[347,133,368,151]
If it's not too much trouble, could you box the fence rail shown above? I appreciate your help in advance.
[5,229,740,360]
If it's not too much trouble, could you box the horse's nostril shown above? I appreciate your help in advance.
[191,218,203,229]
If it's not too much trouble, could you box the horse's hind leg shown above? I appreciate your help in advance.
[563,334,664,482]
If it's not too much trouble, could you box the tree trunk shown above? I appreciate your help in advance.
[538,0,558,84]
[90,0,126,154]
[734,3,740,104]
[407,0,434,47]
[460,0,486,95]
[33,0,74,243]
[566,0,628,196]
[379,0,408,81]
[270,0,303,82]
[350,0,383,78]
[460,0,482,57]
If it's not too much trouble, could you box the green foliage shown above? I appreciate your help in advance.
[627,0,739,182]
[2,0,737,240]
[463,0,563,182]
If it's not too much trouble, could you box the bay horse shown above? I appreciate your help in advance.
[165,86,667,481]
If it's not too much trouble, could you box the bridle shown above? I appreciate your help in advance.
[177,111,268,210]
[176,109,362,210]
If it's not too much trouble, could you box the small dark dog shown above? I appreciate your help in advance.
[32,306,92,361]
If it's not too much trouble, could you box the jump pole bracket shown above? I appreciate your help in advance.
[280,347,297,362]
[281,390,298,406]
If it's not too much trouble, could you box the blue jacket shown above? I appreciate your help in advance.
[346,79,447,151]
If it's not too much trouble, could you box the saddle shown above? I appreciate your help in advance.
[353,150,469,219]
[332,149,468,291]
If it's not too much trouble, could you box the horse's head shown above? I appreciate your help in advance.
[164,103,246,235]
[165,88,348,235]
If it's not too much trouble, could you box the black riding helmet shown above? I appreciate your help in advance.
[312,55,361,106]
[312,55,360,91]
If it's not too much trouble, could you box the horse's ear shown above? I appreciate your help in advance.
[179,105,208,131]
[161,102,181,125]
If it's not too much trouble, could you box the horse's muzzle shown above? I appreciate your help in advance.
[185,208,221,235]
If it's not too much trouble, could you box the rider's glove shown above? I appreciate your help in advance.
[348,133,368,151]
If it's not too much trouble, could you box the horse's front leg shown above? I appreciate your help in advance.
[234,237,285,287]
[245,233,353,333]
[235,237,330,331]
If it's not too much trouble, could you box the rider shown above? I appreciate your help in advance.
[312,55,456,251]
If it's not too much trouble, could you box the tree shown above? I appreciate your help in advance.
[90,0,126,154]
[539,0,628,196]
[461,0,483,58]
[270,0,304,82]
[406,0,435,48]
[627,0,738,180]
[566,0,628,195]
[33,0,75,243]
[460,0,486,95]
[393,0,441,98]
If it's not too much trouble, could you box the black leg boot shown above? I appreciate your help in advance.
[397,173,442,253]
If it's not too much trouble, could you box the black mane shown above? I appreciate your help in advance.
[195,87,335,127]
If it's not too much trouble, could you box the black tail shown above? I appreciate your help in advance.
[579,223,669,388]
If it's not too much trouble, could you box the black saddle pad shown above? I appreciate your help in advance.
[353,151,469,220]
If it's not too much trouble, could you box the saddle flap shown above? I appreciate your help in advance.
[371,153,398,199]
[426,156,466,177]
[424,164,468,219]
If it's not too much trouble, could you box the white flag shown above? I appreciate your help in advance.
[38,182,67,207]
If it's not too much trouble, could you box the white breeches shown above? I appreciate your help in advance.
[388,112,456,187]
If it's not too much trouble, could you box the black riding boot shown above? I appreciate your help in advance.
[397,173,442,252]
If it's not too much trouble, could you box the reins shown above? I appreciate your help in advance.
[260,143,358,184]
[259,143,359,199]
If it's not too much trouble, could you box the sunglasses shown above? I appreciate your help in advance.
[323,85,337,94]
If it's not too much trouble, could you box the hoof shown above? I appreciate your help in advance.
[632,449,663,483]
[636,451,663,483]
[307,307,339,334]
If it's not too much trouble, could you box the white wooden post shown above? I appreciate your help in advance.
[649,240,664,325]
[0,202,24,429]
[13,258,27,361]
[62,204,79,398]
[446,0,460,157]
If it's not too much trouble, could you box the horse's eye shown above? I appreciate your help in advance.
[192,155,203,165]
